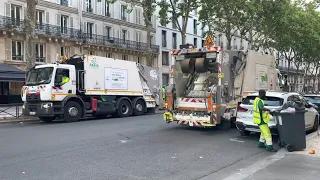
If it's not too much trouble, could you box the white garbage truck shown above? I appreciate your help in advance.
[21,55,160,122]
[163,43,284,128]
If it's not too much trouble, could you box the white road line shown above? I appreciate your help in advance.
[229,138,245,143]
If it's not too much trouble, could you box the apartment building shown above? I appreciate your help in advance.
[0,0,159,104]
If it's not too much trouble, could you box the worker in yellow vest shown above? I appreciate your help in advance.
[253,90,277,152]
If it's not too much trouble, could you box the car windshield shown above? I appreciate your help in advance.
[242,96,284,106]
[304,96,320,104]
[26,67,54,85]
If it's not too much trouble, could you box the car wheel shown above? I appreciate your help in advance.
[239,129,251,136]
[312,116,319,132]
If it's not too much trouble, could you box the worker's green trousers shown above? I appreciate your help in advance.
[258,124,273,151]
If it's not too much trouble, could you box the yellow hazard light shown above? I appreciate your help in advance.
[208,47,216,52]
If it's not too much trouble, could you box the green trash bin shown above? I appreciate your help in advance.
[274,110,306,152]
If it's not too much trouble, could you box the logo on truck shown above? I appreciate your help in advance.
[89,57,99,68]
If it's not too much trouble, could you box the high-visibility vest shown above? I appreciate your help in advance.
[253,97,271,125]
[62,77,69,85]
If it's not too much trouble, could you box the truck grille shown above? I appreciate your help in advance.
[26,93,40,101]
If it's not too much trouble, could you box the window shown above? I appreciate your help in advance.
[193,19,197,34]
[106,53,112,58]
[162,30,167,47]
[9,82,24,95]
[202,40,205,47]
[172,33,177,49]
[60,47,69,57]
[305,96,320,104]
[147,59,153,67]
[60,0,68,6]
[35,44,45,63]
[105,26,111,39]
[12,40,23,61]
[162,51,169,66]
[60,15,68,34]
[86,0,93,12]
[11,5,21,26]
[135,9,141,24]
[55,68,70,85]
[122,55,128,60]
[26,67,54,85]
[242,96,284,106]
[162,74,169,86]
[136,32,141,42]
[104,0,110,16]
[122,29,127,41]
[87,22,94,38]
[193,38,197,47]
[89,51,94,55]
[121,5,126,20]
[36,10,44,29]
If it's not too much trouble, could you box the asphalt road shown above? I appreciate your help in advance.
[0,115,275,180]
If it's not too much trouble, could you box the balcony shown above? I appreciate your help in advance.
[82,33,159,53]
[278,66,304,74]
[0,16,159,53]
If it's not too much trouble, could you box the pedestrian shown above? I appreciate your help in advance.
[253,90,277,152]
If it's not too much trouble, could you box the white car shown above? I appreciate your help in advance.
[235,92,319,136]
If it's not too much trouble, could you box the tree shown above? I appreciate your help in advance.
[199,0,240,50]
[25,0,38,71]
[158,0,200,44]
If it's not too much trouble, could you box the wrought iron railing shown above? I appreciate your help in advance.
[0,15,160,53]
[0,103,23,119]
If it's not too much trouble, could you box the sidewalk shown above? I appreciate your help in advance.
[223,131,320,180]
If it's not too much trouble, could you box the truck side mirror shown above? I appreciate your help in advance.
[55,75,63,86]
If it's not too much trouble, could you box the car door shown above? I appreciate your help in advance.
[298,95,315,128]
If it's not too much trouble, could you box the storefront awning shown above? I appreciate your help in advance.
[0,64,25,82]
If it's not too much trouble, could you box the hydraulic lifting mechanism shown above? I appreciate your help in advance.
[163,41,228,127]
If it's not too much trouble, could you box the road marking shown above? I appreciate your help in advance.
[117,140,128,143]
[229,138,245,143]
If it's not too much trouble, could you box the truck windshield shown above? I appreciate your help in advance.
[26,67,54,85]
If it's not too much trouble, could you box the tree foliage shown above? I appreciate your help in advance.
[158,0,200,44]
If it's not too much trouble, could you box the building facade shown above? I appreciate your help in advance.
[0,0,159,104]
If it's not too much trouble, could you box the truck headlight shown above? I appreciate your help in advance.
[42,103,53,109]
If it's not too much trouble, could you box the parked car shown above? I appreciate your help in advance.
[304,94,320,114]
[235,92,319,136]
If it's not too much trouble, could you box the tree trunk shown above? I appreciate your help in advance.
[142,1,153,67]
[181,33,186,45]
[25,0,38,71]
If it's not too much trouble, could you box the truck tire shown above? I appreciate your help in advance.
[117,100,133,117]
[40,117,55,123]
[63,101,82,122]
[133,99,145,116]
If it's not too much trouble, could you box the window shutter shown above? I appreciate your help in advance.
[110,3,114,18]
[56,0,60,4]
[83,22,87,33]
[94,24,97,34]
[127,31,130,41]
[56,14,61,26]
[140,11,143,25]
[118,29,121,39]
[5,3,10,17]
[103,26,106,36]
[94,0,98,14]
[83,0,86,11]
[23,7,27,20]
[45,12,49,23]
[69,0,72,7]
[119,4,122,20]
[70,17,73,28]
[153,15,156,28]
[5,39,12,61]
[111,27,114,38]
[46,44,50,63]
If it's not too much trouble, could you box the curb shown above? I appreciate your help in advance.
[221,131,320,180]
[0,119,40,125]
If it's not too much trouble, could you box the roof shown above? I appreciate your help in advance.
[246,91,298,98]
[0,64,25,82]
[0,64,25,73]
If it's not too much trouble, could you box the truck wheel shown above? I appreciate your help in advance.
[40,117,55,123]
[117,100,133,117]
[133,99,145,116]
[64,101,82,122]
